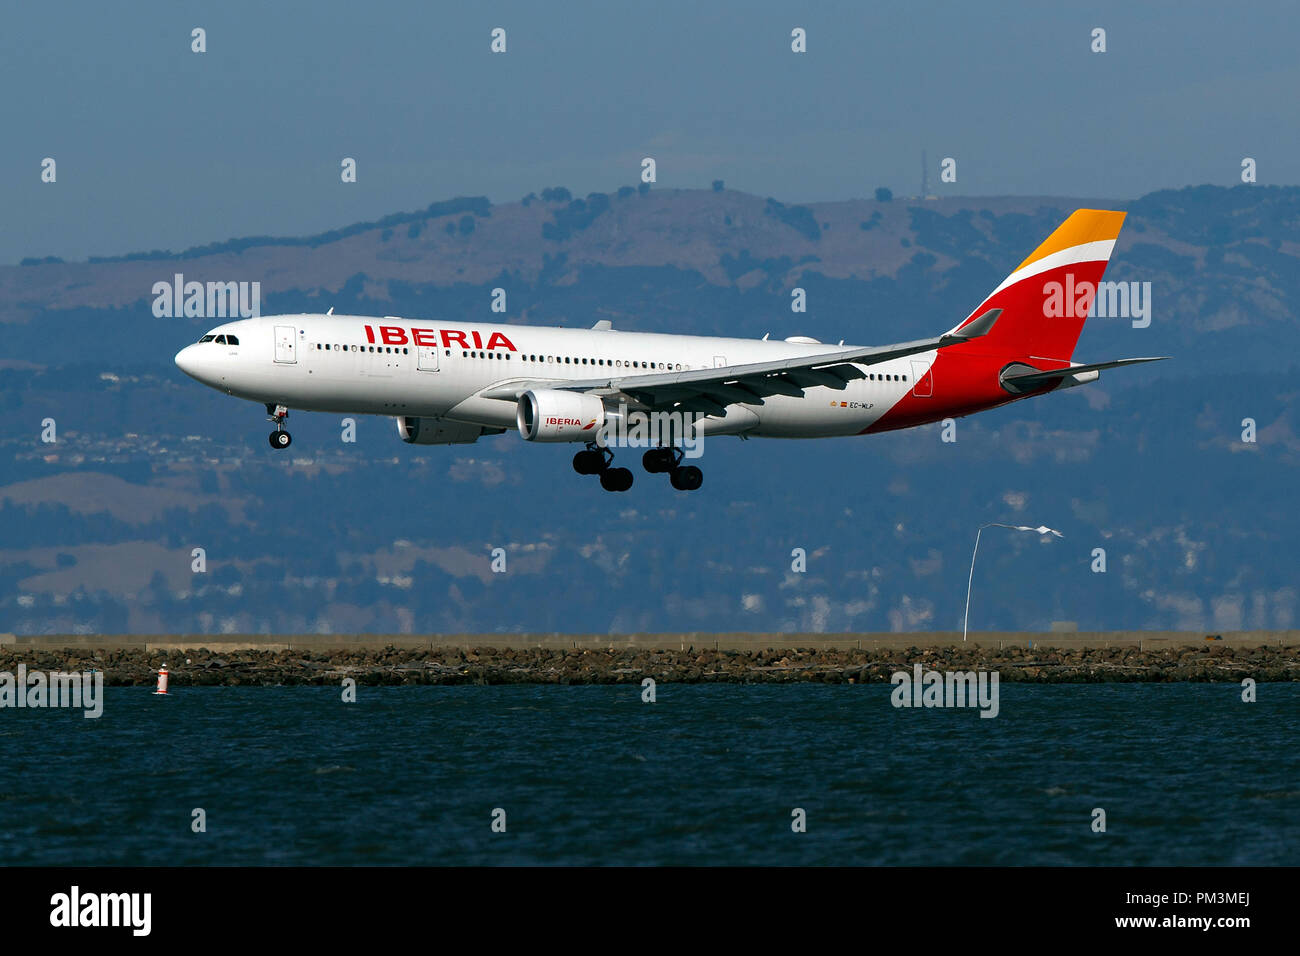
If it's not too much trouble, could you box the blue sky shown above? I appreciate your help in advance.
[3,0,1297,263]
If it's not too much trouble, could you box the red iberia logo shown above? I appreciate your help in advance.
[363,325,517,351]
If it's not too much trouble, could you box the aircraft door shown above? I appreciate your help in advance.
[713,355,727,367]
[417,346,440,371]
[274,325,297,364]
[910,360,933,397]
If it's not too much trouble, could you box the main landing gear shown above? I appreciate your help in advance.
[572,443,634,492]
[266,403,292,449]
[573,444,704,493]
[642,447,703,491]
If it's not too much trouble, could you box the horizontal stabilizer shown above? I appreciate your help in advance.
[1001,356,1170,391]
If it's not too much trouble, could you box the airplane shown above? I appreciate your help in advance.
[174,208,1165,492]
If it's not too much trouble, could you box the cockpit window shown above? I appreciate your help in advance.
[214,335,227,344]
[198,334,215,343]
[226,335,239,345]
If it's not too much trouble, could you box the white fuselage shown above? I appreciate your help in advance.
[175,314,928,438]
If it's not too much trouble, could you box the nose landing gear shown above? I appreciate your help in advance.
[572,443,633,492]
[267,404,292,449]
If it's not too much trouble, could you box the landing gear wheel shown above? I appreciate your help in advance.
[669,465,703,491]
[600,467,634,492]
[266,404,291,449]
[642,447,681,473]
[573,449,606,475]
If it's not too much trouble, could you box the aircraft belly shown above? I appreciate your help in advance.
[749,383,881,437]
[225,362,456,417]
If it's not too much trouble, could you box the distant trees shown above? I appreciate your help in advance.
[875,187,893,202]
[543,193,612,242]
[712,180,725,192]
[541,187,572,203]
[763,198,820,242]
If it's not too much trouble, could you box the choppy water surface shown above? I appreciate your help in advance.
[2,683,1296,864]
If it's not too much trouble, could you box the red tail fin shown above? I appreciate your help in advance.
[948,209,1126,362]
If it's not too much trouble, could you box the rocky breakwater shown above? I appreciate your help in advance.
[1,643,1297,685]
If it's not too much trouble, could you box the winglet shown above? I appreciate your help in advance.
[939,308,1000,346]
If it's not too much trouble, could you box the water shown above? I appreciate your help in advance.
[2,683,1296,865]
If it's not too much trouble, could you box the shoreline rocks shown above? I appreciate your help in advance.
[1,644,1297,686]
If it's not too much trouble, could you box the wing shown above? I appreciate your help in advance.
[480,308,1001,414]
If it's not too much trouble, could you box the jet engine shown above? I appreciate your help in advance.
[516,389,607,442]
[397,417,497,445]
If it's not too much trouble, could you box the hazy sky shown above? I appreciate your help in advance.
[4,0,1297,263]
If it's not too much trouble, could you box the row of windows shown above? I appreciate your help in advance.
[317,344,410,354]
[462,351,682,370]
[308,342,906,381]
[314,343,684,371]
[197,334,240,345]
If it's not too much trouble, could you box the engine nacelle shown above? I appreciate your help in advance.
[397,417,492,445]
[516,389,606,442]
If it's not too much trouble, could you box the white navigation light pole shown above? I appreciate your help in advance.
[963,523,1063,642]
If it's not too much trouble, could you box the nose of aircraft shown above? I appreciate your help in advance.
[174,344,203,380]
